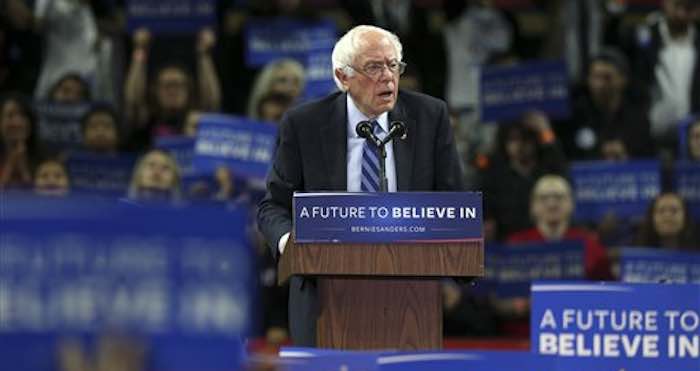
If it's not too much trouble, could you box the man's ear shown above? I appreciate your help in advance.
[335,68,349,90]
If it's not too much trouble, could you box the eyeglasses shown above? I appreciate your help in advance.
[348,60,407,80]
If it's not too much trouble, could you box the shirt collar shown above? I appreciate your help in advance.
[346,93,389,138]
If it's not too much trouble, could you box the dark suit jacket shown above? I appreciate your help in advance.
[257,89,465,345]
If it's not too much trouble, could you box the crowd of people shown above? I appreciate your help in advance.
[2,0,700,344]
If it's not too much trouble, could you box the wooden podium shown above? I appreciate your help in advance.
[278,240,484,350]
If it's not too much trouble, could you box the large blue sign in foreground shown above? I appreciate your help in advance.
[293,192,483,244]
[531,282,700,371]
[0,196,254,371]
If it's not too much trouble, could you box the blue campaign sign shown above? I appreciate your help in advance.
[531,282,700,371]
[293,192,483,244]
[245,19,338,99]
[675,161,700,219]
[193,114,277,180]
[278,348,554,371]
[126,0,217,34]
[0,195,255,371]
[571,160,660,221]
[155,136,196,175]
[477,242,585,298]
[480,60,570,122]
[34,101,91,151]
[619,247,700,284]
[67,151,136,197]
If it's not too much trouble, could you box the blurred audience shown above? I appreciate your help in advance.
[624,0,700,151]
[559,48,654,160]
[636,192,698,249]
[480,112,567,240]
[247,59,305,120]
[685,119,700,161]
[0,93,40,189]
[127,149,182,202]
[125,28,221,148]
[34,157,69,196]
[48,73,92,104]
[81,104,121,154]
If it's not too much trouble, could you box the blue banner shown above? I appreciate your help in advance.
[293,192,483,244]
[34,101,91,151]
[245,19,338,99]
[619,247,700,284]
[0,196,254,371]
[531,282,700,371]
[155,136,196,175]
[477,242,585,297]
[67,151,136,197]
[571,160,661,221]
[193,114,277,180]
[480,60,570,122]
[278,348,553,371]
[675,161,700,219]
[126,0,217,34]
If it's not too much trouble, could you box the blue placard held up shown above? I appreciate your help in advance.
[126,0,217,34]
[531,282,700,371]
[571,160,661,221]
[34,101,91,151]
[245,19,338,99]
[619,247,700,284]
[478,242,585,298]
[193,114,277,181]
[67,151,137,197]
[0,196,255,371]
[675,161,700,219]
[293,192,483,244]
[480,60,570,122]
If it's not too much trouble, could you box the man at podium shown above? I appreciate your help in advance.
[257,24,465,346]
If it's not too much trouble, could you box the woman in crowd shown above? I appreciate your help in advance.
[686,119,700,161]
[246,58,305,120]
[48,73,91,104]
[636,192,698,249]
[0,93,40,189]
[124,28,221,148]
[127,149,182,202]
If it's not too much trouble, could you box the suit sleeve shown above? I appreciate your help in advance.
[257,113,304,260]
[434,101,466,191]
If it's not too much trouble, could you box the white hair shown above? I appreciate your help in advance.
[331,25,403,91]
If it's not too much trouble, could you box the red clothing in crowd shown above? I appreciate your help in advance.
[507,227,612,280]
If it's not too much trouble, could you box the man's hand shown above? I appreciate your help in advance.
[197,28,216,55]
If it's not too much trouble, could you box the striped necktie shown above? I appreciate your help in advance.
[361,120,383,192]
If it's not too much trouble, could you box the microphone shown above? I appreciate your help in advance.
[355,121,382,147]
[381,121,407,145]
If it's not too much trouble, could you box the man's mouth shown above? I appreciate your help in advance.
[378,90,393,99]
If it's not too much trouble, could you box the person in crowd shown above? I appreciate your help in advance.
[34,158,69,196]
[508,174,612,279]
[81,104,120,154]
[256,92,295,123]
[0,93,39,189]
[48,73,91,104]
[31,0,108,101]
[599,137,629,162]
[182,111,201,138]
[247,59,305,120]
[624,0,700,151]
[480,111,567,241]
[558,48,654,160]
[257,24,465,346]
[443,0,516,111]
[636,192,698,249]
[685,119,700,161]
[124,27,221,147]
[127,149,182,202]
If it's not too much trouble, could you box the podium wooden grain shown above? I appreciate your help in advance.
[278,241,484,350]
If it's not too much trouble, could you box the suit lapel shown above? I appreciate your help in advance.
[320,93,348,190]
[389,92,416,191]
